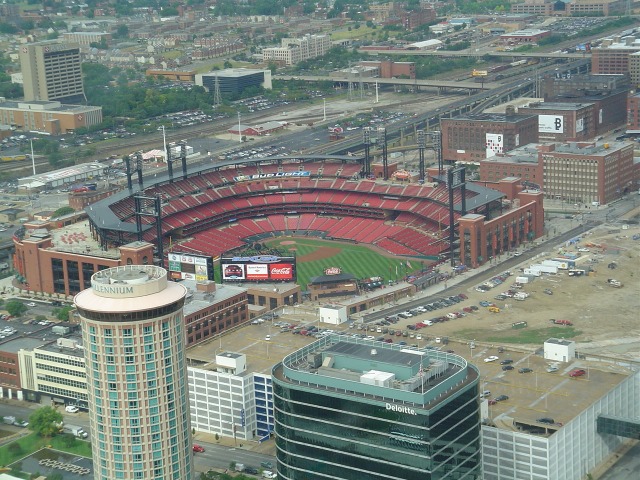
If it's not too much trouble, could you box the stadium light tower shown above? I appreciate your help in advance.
[417,130,426,182]
[363,127,372,178]
[378,127,388,180]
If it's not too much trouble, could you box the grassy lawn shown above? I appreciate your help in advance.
[331,26,378,41]
[264,237,425,289]
[0,432,92,467]
[456,326,582,345]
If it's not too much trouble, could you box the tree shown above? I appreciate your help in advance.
[52,306,73,321]
[223,60,233,69]
[116,24,129,38]
[29,406,63,438]
[51,206,75,218]
[5,300,28,317]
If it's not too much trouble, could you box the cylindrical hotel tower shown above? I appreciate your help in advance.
[74,265,193,480]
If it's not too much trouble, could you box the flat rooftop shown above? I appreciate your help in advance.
[19,226,121,261]
[182,280,246,317]
[464,342,631,435]
[40,334,84,358]
[185,297,633,435]
[520,102,593,111]
[444,113,536,123]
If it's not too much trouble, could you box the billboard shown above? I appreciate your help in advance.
[167,252,215,282]
[485,133,503,158]
[539,115,564,133]
[221,255,296,283]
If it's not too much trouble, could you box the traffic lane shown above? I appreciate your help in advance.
[599,442,640,480]
[193,442,276,473]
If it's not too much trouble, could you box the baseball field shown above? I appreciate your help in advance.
[262,237,430,289]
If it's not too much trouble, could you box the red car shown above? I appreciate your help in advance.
[224,264,244,279]
[193,444,205,453]
[569,369,586,377]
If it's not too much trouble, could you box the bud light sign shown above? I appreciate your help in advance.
[221,255,296,283]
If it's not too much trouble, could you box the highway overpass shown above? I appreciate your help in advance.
[277,75,487,93]
[357,49,588,60]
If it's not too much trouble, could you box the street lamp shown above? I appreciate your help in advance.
[237,112,242,144]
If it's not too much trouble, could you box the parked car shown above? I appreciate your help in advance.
[502,365,514,371]
[65,405,79,413]
[193,444,205,453]
[569,369,586,377]
[494,395,509,402]
[26,302,36,307]
[537,418,555,425]
[519,367,533,374]
[543,289,553,295]
[260,461,273,469]
[484,356,499,363]
[500,359,513,365]
[244,467,259,474]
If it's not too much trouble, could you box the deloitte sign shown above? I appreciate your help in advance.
[386,403,417,415]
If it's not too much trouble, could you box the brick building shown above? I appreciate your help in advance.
[359,60,416,79]
[458,188,544,268]
[480,141,636,205]
[510,1,556,16]
[553,89,628,137]
[540,73,629,101]
[517,102,595,142]
[441,113,538,163]
[540,141,635,205]
[12,235,250,348]
[0,100,102,135]
[479,145,543,187]
[591,37,640,75]
[626,92,640,132]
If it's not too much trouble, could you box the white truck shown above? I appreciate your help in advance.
[63,424,88,439]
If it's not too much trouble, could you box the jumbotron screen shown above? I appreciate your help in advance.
[221,255,296,283]
[167,252,215,282]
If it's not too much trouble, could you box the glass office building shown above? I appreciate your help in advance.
[272,336,481,480]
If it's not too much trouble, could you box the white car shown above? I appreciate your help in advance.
[484,356,500,363]
[578,248,590,252]
[265,335,271,341]
[262,472,277,479]
[65,405,79,413]
[26,302,36,307]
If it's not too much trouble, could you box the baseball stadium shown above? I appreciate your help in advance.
[77,153,542,286]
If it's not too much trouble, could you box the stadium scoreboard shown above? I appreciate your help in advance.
[167,252,215,282]
[221,255,296,283]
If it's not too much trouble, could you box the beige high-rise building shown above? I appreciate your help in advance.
[74,265,193,480]
[19,42,85,103]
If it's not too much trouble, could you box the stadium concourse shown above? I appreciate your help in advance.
[85,154,539,268]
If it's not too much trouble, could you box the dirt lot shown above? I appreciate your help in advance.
[387,222,640,359]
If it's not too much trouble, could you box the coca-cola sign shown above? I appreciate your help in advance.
[270,263,294,280]
[324,267,342,275]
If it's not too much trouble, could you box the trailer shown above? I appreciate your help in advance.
[523,268,541,277]
[533,264,558,274]
[542,259,569,269]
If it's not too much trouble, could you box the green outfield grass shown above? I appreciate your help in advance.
[263,237,426,289]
